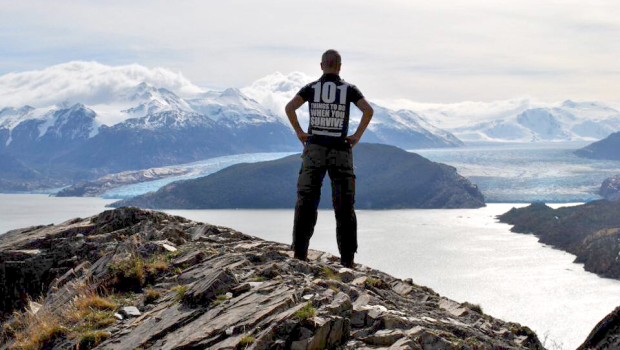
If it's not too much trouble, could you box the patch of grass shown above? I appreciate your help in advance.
[4,293,121,349]
[145,256,169,277]
[365,277,385,289]
[213,293,231,306]
[321,267,341,281]
[83,310,117,329]
[74,295,117,312]
[66,294,118,332]
[108,256,146,291]
[108,254,171,292]
[9,311,68,350]
[144,289,162,304]
[462,302,483,314]
[294,302,317,321]
[76,330,111,350]
[239,335,255,347]
[165,250,181,260]
[172,285,189,302]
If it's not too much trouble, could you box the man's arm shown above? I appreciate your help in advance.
[285,95,310,146]
[346,98,374,147]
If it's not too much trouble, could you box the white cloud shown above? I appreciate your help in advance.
[2,1,620,103]
[241,71,311,117]
[0,61,204,108]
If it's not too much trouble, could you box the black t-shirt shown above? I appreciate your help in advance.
[297,73,364,147]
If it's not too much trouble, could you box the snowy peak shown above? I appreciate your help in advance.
[515,108,570,140]
[121,82,193,118]
[44,103,99,140]
[188,88,279,125]
[118,110,215,130]
[365,103,463,147]
[453,102,620,142]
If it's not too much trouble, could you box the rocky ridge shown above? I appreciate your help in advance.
[498,200,620,280]
[575,131,620,161]
[599,175,620,201]
[578,306,620,350]
[0,207,542,349]
[110,143,485,210]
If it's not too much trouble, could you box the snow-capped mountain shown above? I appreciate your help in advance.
[0,67,299,183]
[242,71,463,149]
[453,102,620,142]
[188,88,280,127]
[359,104,463,148]
[0,103,98,162]
[121,82,194,118]
[2,61,618,191]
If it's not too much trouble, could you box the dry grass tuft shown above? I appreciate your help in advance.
[144,289,162,304]
[8,311,68,350]
[76,330,112,350]
[108,254,171,292]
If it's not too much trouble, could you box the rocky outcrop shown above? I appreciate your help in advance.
[498,200,620,280]
[600,175,620,201]
[578,306,620,350]
[111,143,485,210]
[575,131,620,161]
[0,207,542,349]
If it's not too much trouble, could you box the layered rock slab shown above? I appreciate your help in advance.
[1,208,544,349]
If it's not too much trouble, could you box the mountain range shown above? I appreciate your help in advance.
[244,72,620,143]
[1,62,619,192]
[0,63,463,191]
[451,101,620,142]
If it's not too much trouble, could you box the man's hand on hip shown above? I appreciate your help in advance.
[346,134,361,148]
[297,131,311,145]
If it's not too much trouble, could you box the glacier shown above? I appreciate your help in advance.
[101,152,295,199]
[415,142,620,202]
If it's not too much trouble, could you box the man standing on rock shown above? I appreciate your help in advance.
[285,49,374,268]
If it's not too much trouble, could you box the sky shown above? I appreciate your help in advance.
[1,0,619,104]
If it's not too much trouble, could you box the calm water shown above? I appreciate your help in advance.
[1,194,619,349]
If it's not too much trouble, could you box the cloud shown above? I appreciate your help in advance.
[2,1,619,103]
[0,61,204,108]
[241,71,312,120]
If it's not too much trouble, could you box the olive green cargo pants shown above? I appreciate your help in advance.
[292,142,357,260]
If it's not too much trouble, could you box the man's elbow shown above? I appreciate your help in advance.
[285,101,298,115]
[366,105,374,118]
[284,102,294,115]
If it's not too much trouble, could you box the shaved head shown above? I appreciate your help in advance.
[321,49,341,69]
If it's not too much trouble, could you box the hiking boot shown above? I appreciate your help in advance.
[294,251,308,261]
[340,254,355,268]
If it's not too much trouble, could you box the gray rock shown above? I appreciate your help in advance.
[388,337,419,350]
[362,329,406,346]
[338,268,356,283]
[120,306,141,317]
[183,268,238,305]
[323,292,352,315]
